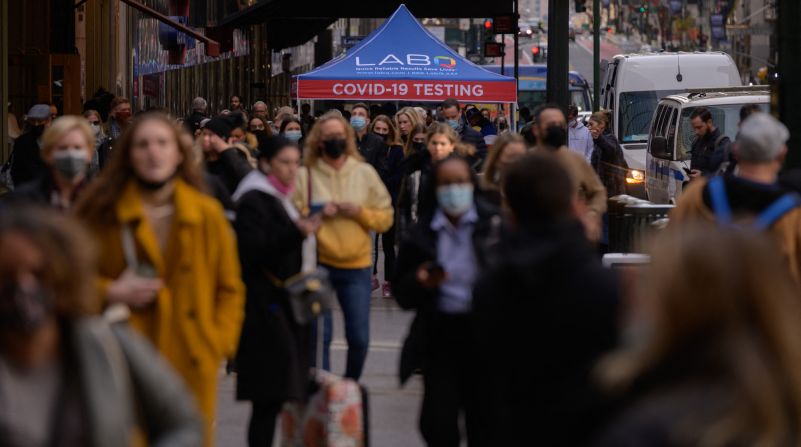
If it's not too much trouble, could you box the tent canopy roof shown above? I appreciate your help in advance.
[297,5,516,83]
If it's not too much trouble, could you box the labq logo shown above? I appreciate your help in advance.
[435,56,456,68]
[355,54,457,69]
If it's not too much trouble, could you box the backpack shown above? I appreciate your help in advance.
[708,176,801,231]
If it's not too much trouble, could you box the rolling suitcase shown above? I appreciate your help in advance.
[280,302,370,447]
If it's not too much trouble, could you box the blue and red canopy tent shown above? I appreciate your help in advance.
[292,4,517,111]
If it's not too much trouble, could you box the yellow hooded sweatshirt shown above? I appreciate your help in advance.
[294,156,393,269]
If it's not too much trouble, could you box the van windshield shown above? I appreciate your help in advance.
[519,89,591,114]
[676,102,769,160]
[619,90,680,143]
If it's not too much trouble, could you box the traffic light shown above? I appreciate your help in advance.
[484,19,493,31]
[638,4,648,13]
[575,0,587,13]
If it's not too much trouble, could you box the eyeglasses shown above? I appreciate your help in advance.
[88,121,101,125]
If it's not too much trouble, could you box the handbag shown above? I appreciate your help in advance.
[268,167,335,326]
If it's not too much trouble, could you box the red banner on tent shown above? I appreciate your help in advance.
[296,79,517,103]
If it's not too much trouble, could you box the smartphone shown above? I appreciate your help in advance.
[136,263,158,279]
[425,263,445,277]
[309,202,326,216]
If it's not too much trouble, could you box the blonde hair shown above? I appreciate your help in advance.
[600,225,801,446]
[426,122,475,159]
[41,115,95,157]
[303,112,363,167]
[370,115,400,146]
[232,142,257,168]
[482,133,526,190]
[590,110,613,130]
[395,107,423,134]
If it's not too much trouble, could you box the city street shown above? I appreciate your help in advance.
[216,281,424,447]
[3,1,799,447]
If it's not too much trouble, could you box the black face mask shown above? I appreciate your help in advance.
[412,141,426,153]
[136,170,177,191]
[543,124,568,149]
[0,282,54,333]
[30,125,46,138]
[322,138,347,159]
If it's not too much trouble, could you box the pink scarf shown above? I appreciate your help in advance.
[267,174,294,196]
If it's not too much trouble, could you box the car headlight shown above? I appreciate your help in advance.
[626,170,644,184]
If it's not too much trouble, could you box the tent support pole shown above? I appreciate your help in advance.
[511,102,517,133]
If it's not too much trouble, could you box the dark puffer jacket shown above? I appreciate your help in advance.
[591,130,628,197]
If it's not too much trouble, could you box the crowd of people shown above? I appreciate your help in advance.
[2,92,801,447]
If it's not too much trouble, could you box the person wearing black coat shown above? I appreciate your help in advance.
[200,114,253,194]
[440,98,488,166]
[472,153,620,447]
[394,156,501,447]
[371,137,405,296]
[588,112,628,198]
[231,136,321,447]
[10,123,49,187]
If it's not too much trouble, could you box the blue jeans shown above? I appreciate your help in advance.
[313,265,372,380]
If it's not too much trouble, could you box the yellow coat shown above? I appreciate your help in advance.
[90,179,245,445]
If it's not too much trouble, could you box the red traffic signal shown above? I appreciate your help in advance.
[484,19,493,30]
[532,46,540,55]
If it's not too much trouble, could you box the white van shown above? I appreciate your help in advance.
[600,52,742,191]
[645,88,770,204]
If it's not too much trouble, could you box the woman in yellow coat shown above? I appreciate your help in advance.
[75,112,245,445]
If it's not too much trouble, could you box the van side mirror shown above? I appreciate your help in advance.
[650,136,671,159]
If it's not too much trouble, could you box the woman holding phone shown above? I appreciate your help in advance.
[394,155,500,446]
[293,112,393,381]
[75,112,245,446]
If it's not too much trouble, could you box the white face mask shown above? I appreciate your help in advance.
[90,123,101,136]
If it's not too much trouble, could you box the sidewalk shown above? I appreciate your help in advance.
[607,32,644,53]
[215,288,424,447]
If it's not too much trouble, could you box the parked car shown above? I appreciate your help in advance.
[645,87,770,204]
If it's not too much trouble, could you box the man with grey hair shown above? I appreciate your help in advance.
[186,96,209,134]
[252,101,269,121]
[672,113,801,281]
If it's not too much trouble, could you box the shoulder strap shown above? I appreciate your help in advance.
[708,177,734,226]
[121,224,138,269]
[753,194,801,231]
[306,167,312,208]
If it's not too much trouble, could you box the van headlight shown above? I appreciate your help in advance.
[626,170,644,184]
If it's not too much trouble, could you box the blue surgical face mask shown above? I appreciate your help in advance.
[284,130,302,142]
[446,119,461,131]
[436,184,474,217]
[350,116,367,131]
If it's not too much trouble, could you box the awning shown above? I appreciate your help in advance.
[217,1,335,50]
[293,5,517,103]
[218,0,515,51]
[120,0,220,56]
